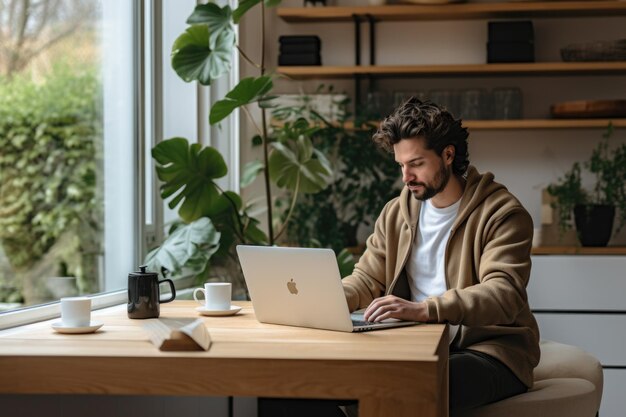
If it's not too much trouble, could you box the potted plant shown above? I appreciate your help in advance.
[547,123,626,246]
[145,1,352,293]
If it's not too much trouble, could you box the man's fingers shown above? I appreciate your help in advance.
[364,297,428,322]
[372,309,395,322]
[370,303,402,322]
[364,305,381,321]
[364,296,395,321]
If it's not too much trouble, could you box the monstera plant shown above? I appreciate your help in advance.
[145,1,339,288]
[145,140,260,277]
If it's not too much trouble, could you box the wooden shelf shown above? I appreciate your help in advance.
[278,62,626,79]
[330,119,626,131]
[278,1,626,22]
[465,119,626,129]
[532,246,626,255]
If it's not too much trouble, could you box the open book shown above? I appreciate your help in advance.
[143,318,211,351]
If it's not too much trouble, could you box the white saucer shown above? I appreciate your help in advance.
[195,305,242,317]
[51,321,104,334]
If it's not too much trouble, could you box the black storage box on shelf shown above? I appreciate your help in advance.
[279,54,322,66]
[278,35,322,66]
[487,20,535,63]
[487,42,535,63]
[280,43,320,54]
[488,21,534,43]
[279,35,321,46]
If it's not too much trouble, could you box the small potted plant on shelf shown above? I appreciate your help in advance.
[547,123,626,247]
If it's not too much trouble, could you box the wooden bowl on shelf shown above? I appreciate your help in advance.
[550,99,626,119]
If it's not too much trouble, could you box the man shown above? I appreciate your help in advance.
[260,98,540,416]
[342,98,540,411]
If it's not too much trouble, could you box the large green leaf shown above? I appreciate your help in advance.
[209,76,273,124]
[186,3,234,50]
[144,217,221,277]
[233,0,259,23]
[152,137,228,222]
[233,0,282,24]
[240,160,264,188]
[243,216,268,244]
[171,24,235,86]
[268,136,333,194]
[208,190,243,217]
[207,191,268,252]
[337,248,356,278]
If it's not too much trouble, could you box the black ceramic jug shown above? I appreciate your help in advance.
[127,265,176,319]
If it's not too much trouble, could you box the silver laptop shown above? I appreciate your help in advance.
[236,245,419,332]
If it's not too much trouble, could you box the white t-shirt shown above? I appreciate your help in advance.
[407,198,461,302]
[406,198,461,343]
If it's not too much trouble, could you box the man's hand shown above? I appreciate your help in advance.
[363,295,430,323]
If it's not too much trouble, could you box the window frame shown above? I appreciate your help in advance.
[0,0,241,330]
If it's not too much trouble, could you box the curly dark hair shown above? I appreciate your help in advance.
[372,97,470,176]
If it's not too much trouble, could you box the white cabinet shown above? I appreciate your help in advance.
[603,370,626,417]
[529,256,626,417]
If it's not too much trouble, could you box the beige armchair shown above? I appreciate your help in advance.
[454,340,603,417]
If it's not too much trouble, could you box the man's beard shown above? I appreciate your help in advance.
[407,161,451,201]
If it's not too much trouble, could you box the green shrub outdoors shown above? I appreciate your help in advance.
[0,65,102,303]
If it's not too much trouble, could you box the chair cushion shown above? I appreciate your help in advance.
[535,340,603,407]
[452,378,597,417]
[454,340,604,417]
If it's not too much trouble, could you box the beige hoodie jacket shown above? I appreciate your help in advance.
[342,166,540,387]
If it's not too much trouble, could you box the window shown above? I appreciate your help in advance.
[0,0,240,326]
[0,0,137,315]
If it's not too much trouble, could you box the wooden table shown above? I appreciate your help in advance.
[0,301,449,417]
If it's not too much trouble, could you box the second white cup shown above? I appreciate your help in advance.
[193,282,231,311]
[60,296,92,327]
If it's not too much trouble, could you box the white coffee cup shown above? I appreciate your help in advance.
[60,297,92,327]
[193,282,231,311]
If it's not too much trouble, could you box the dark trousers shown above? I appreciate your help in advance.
[258,349,527,417]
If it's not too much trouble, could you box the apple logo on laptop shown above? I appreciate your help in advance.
[287,279,298,295]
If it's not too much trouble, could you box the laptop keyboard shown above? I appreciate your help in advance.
[352,319,377,327]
